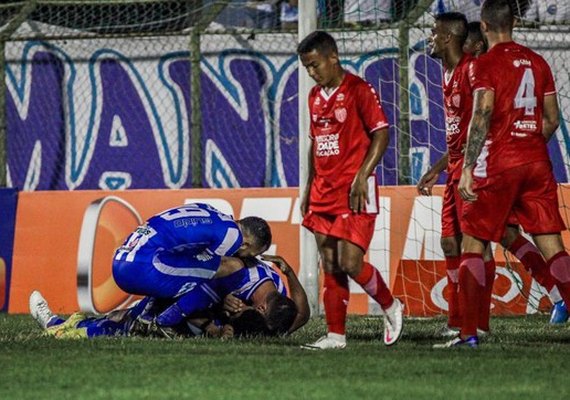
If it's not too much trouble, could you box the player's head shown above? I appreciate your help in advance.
[228,309,271,337]
[463,21,488,57]
[297,31,343,88]
[429,12,468,59]
[481,0,514,34]
[262,292,297,336]
[235,217,272,257]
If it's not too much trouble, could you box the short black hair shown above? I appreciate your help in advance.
[239,216,272,252]
[435,12,468,46]
[297,30,338,56]
[481,0,514,33]
[229,309,270,337]
[467,21,488,53]
[265,292,297,336]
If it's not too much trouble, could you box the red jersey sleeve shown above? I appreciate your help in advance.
[469,56,494,93]
[356,82,389,134]
[541,58,556,96]
[308,86,319,139]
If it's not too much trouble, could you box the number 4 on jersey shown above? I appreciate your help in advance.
[514,68,537,116]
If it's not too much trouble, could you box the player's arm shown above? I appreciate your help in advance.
[351,127,389,213]
[542,94,560,141]
[417,152,448,196]
[261,255,310,334]
[458,89,494,201]
[301,140,315,217]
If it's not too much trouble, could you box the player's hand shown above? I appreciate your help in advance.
[300,190,310,217]
[223,294,245,314]
[261,255,292,275]
[417,170,439,196]
[349,175,368,213]
[220,324,234,340]
[458,167,477,202]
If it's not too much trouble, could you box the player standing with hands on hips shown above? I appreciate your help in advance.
[297,31,403,350]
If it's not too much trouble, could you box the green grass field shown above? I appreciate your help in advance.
[1,313,569,400]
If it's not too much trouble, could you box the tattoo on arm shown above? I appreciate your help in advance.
[464,91,493,168]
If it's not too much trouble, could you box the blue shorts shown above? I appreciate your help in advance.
[113,251,222,299]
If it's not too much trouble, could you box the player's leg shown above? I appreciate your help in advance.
[458,234,487,343]
[513,161,570,322]
[532,234,570,314]
[301,213,347,349]
[501,224,566,323]
[448,171,517,347]
[337,238,403,346]
[441,235,462,334]
[440,178,464,333]
[478,244,495,334]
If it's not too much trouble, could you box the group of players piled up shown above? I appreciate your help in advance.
[29,0,569,349]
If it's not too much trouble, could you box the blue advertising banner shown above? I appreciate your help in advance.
[0,188,18,312]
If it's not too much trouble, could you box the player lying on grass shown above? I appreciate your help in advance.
[112,202,273,331]
[29,293,268,340]
[30,255,310,339]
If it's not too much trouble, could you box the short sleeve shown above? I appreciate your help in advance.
[542,58,556,96]
[469,57,494,92]
[356,82,389,134]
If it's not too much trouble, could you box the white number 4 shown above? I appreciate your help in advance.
[514,68,537,116]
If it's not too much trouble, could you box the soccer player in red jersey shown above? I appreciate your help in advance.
[456,0,570,348]
[421,17,566,342]
[418,13,497,338]
[297,31,403,350]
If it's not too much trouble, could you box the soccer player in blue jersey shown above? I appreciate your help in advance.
[30,254,309,338]
[112,203,272,329]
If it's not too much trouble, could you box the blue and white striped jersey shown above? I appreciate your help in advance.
[114,203,242,263]
[201,258,287,304]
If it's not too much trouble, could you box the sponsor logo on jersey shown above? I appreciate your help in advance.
[334,107,347,123]
[312,114,317,122]
[173,217,213,228]
[315,133,340,157]
[513,120,537,132]
[513,59,532,67]
[452,94,460,108]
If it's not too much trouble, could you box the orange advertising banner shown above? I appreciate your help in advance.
[9,186,569,316]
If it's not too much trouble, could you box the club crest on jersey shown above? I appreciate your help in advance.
[452,94,460,108]
[337,93,345,101]
[335,107,347,122]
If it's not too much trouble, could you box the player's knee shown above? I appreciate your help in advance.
[337,258,361,276]
[501,225,520,248]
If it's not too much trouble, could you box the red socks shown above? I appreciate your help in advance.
[459,253,486,338]
[323,272,350,335]
[353,262,394,310]
[445,256,461,328]
[547,251,570,307]
[478,259,496,332]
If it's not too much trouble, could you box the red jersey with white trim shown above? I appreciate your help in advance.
[308,72,389,214]
[444,53,474,181]
[468,41,555,178]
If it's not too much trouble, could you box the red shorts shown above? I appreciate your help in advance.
[302,211,376,251]
[461,161,566,242]
[441,176,463,238]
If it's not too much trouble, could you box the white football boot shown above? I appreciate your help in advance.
[383,298,404,346]
[29,290,57,329]
[301,333,347,350]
